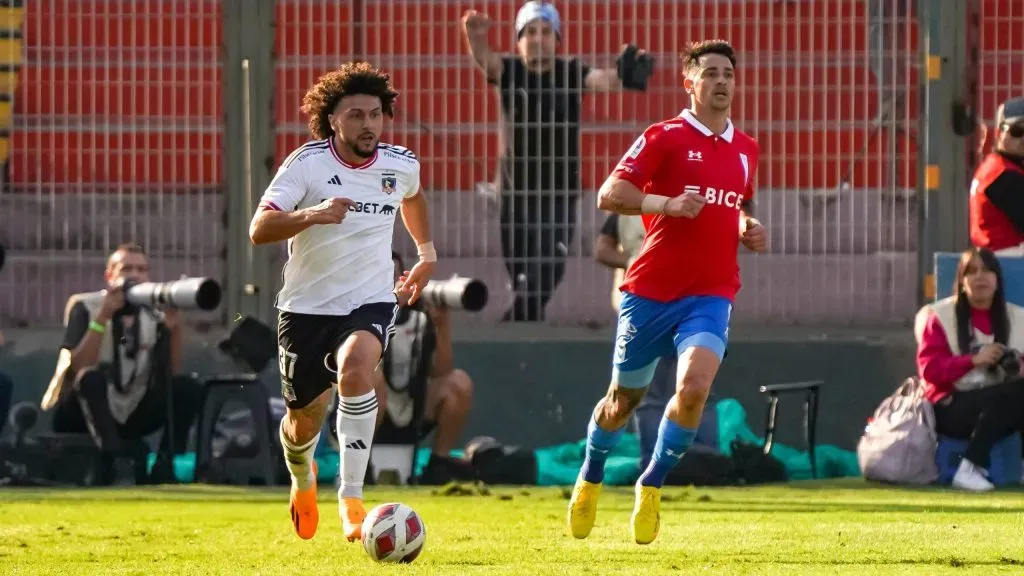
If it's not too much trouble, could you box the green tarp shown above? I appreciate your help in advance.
[150,398,860,485]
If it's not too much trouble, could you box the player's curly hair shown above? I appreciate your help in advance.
[300,61,399,140]
[680,39,736,76]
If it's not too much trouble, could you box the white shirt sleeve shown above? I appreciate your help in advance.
[402,162,422,199]
[259,161,308,212]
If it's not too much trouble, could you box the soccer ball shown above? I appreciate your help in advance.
[360,503,426,563]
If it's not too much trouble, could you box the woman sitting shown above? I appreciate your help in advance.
[916,247,1024,491]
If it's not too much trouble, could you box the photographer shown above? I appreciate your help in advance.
[970,96,1024,255]
[40,244,203,483]
[462,2,653,321]
[368,252,475,484]
[916,247,1024,491]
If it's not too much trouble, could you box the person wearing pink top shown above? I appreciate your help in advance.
[915,247,1024,491]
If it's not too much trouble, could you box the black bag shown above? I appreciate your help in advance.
[465,437,537,485]
[664,444,736,486]
[729,440,788,485]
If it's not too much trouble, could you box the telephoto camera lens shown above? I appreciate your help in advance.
[124,277,222,310]
[422,277,488,311]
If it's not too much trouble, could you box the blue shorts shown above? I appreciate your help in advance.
[612,293,732,389]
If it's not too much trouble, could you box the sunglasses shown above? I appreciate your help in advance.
[1004,124,1024,138]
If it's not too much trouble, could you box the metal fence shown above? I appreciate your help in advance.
[0,0,225,329]
[275,0,922,327]
[4,0,1016,329]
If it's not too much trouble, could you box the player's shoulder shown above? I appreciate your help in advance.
[730,126,760,153]
[281,138,331,170]
[376,142,420,170]
[643,117,690,143]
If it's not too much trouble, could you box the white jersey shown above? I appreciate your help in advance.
[259,138,421,316]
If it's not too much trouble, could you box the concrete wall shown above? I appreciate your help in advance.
[0,325,918,452]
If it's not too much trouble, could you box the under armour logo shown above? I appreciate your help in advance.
[688,150,702,161]
[345,439,367,450]
[327,175,343,185]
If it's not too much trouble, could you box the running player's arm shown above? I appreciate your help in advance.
[739,150,760,224]
[249,160,348,244]
[598,125,668,215]
[399,164,435,260]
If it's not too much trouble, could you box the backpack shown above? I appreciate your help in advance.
[857,377,939,485]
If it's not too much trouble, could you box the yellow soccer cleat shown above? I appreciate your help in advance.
[340,497,367,542]
[630,482,661,545]
[566,476,603,539]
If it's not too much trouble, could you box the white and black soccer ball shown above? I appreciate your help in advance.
[361,503,426,563]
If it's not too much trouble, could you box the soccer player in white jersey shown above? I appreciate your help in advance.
[249,62,435,542]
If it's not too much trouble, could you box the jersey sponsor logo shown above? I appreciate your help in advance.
[295,148,326,164]
[684,185,743,210]
[348,201,398,215]
[381,172,398,195]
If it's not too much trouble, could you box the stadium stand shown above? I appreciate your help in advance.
[1,0,1019,327]
[0,1,22,174]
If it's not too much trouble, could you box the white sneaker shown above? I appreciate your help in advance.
[952,459,995,491]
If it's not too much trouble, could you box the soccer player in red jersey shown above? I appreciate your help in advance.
[567,40,768,545]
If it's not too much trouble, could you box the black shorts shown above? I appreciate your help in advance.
[277,303,398,409]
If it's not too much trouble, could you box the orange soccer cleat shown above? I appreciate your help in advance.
[288,462,319,540]
[340,497,367,542]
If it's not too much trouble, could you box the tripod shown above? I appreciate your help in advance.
[147,316,179,484]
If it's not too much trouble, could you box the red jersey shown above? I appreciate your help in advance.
[970,153,1024,251]
[612,110,759,303]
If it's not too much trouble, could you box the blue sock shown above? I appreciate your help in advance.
[580,416,625,484]
[638,416,698,488]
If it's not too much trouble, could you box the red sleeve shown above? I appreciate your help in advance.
[745,151,758,204]
[611,124,668,191]
[741,141,758,204]
[916,312,975,390]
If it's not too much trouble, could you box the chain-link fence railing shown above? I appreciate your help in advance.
[0,0,224,328]
[276,0,921,326]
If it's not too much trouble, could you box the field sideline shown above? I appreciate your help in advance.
[2,480,1024,575]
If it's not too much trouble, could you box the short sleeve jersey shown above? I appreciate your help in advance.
[612,110,760,303]
[259,138,421,316]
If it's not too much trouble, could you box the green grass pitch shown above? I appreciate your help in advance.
[2,480,1024,575]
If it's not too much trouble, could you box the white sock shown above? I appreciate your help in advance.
[336,390,378,500]
[279,421,319,491]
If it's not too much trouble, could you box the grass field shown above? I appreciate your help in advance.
[2,480,1024,575]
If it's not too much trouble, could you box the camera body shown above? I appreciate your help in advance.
[998,348,1022,377]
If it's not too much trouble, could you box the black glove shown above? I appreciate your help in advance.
[616,43,655,91]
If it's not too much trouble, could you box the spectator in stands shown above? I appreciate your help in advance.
[40,243,203,484]
[461,2,654,321]
[970,96,1024,255]
[333,252,475,484]
[594,213,675,471]
[915,247,1024,491]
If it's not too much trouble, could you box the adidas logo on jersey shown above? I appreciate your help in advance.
[327,175,343,185]
[345,439,368,450]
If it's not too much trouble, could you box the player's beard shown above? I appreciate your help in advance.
[344,133,378,158]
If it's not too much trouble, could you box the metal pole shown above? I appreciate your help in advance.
[241,58,259,305]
